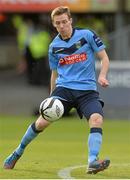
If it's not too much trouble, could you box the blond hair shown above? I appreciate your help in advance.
[51,6,71,21]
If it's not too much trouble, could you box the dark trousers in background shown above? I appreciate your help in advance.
[25,47,50,86]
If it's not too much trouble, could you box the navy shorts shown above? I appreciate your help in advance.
[50,87,104,120]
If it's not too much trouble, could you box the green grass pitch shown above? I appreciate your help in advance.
[0,115,130,179]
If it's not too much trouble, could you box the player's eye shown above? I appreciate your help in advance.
[62,20,68,24]
[55,20,69,26]
[55,21,60,26]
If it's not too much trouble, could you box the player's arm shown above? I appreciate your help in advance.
[96,49,109,87]
[50,70,58,94]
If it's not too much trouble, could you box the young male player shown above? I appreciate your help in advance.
[4,6,110,174]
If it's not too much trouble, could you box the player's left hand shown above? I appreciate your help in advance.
[98,76,109,87]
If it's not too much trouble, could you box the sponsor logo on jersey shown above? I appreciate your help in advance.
[59,53,87,66]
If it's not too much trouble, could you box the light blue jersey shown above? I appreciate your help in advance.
[49,28,105,90]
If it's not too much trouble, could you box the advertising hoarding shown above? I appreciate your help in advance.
[0,0,119,13]
[91,0,119,12]
[0,0,90,13]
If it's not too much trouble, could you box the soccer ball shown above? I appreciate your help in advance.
[39,97,64,122]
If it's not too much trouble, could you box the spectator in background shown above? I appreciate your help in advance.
[25,19,51,86]
[12,15,51,86]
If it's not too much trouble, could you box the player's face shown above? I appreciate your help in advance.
[53,13,72,39]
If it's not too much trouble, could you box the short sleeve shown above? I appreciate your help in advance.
[87,30,106,52]
[48,45,58,70]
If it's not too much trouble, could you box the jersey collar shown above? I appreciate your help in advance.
[58,28,75,42]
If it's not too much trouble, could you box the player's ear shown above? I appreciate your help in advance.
[52,21,55,27]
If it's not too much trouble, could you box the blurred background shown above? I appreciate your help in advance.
[0,0,130,119]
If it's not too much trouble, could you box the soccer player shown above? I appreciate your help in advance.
[4,6,110,174]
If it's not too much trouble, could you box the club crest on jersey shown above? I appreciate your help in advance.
[75,41,81,49]
[59,53,87,66]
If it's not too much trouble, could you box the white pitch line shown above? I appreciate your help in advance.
[58,165,86,179]
[58,163,130,179]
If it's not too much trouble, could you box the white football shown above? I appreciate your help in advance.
[39,97,64,122]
